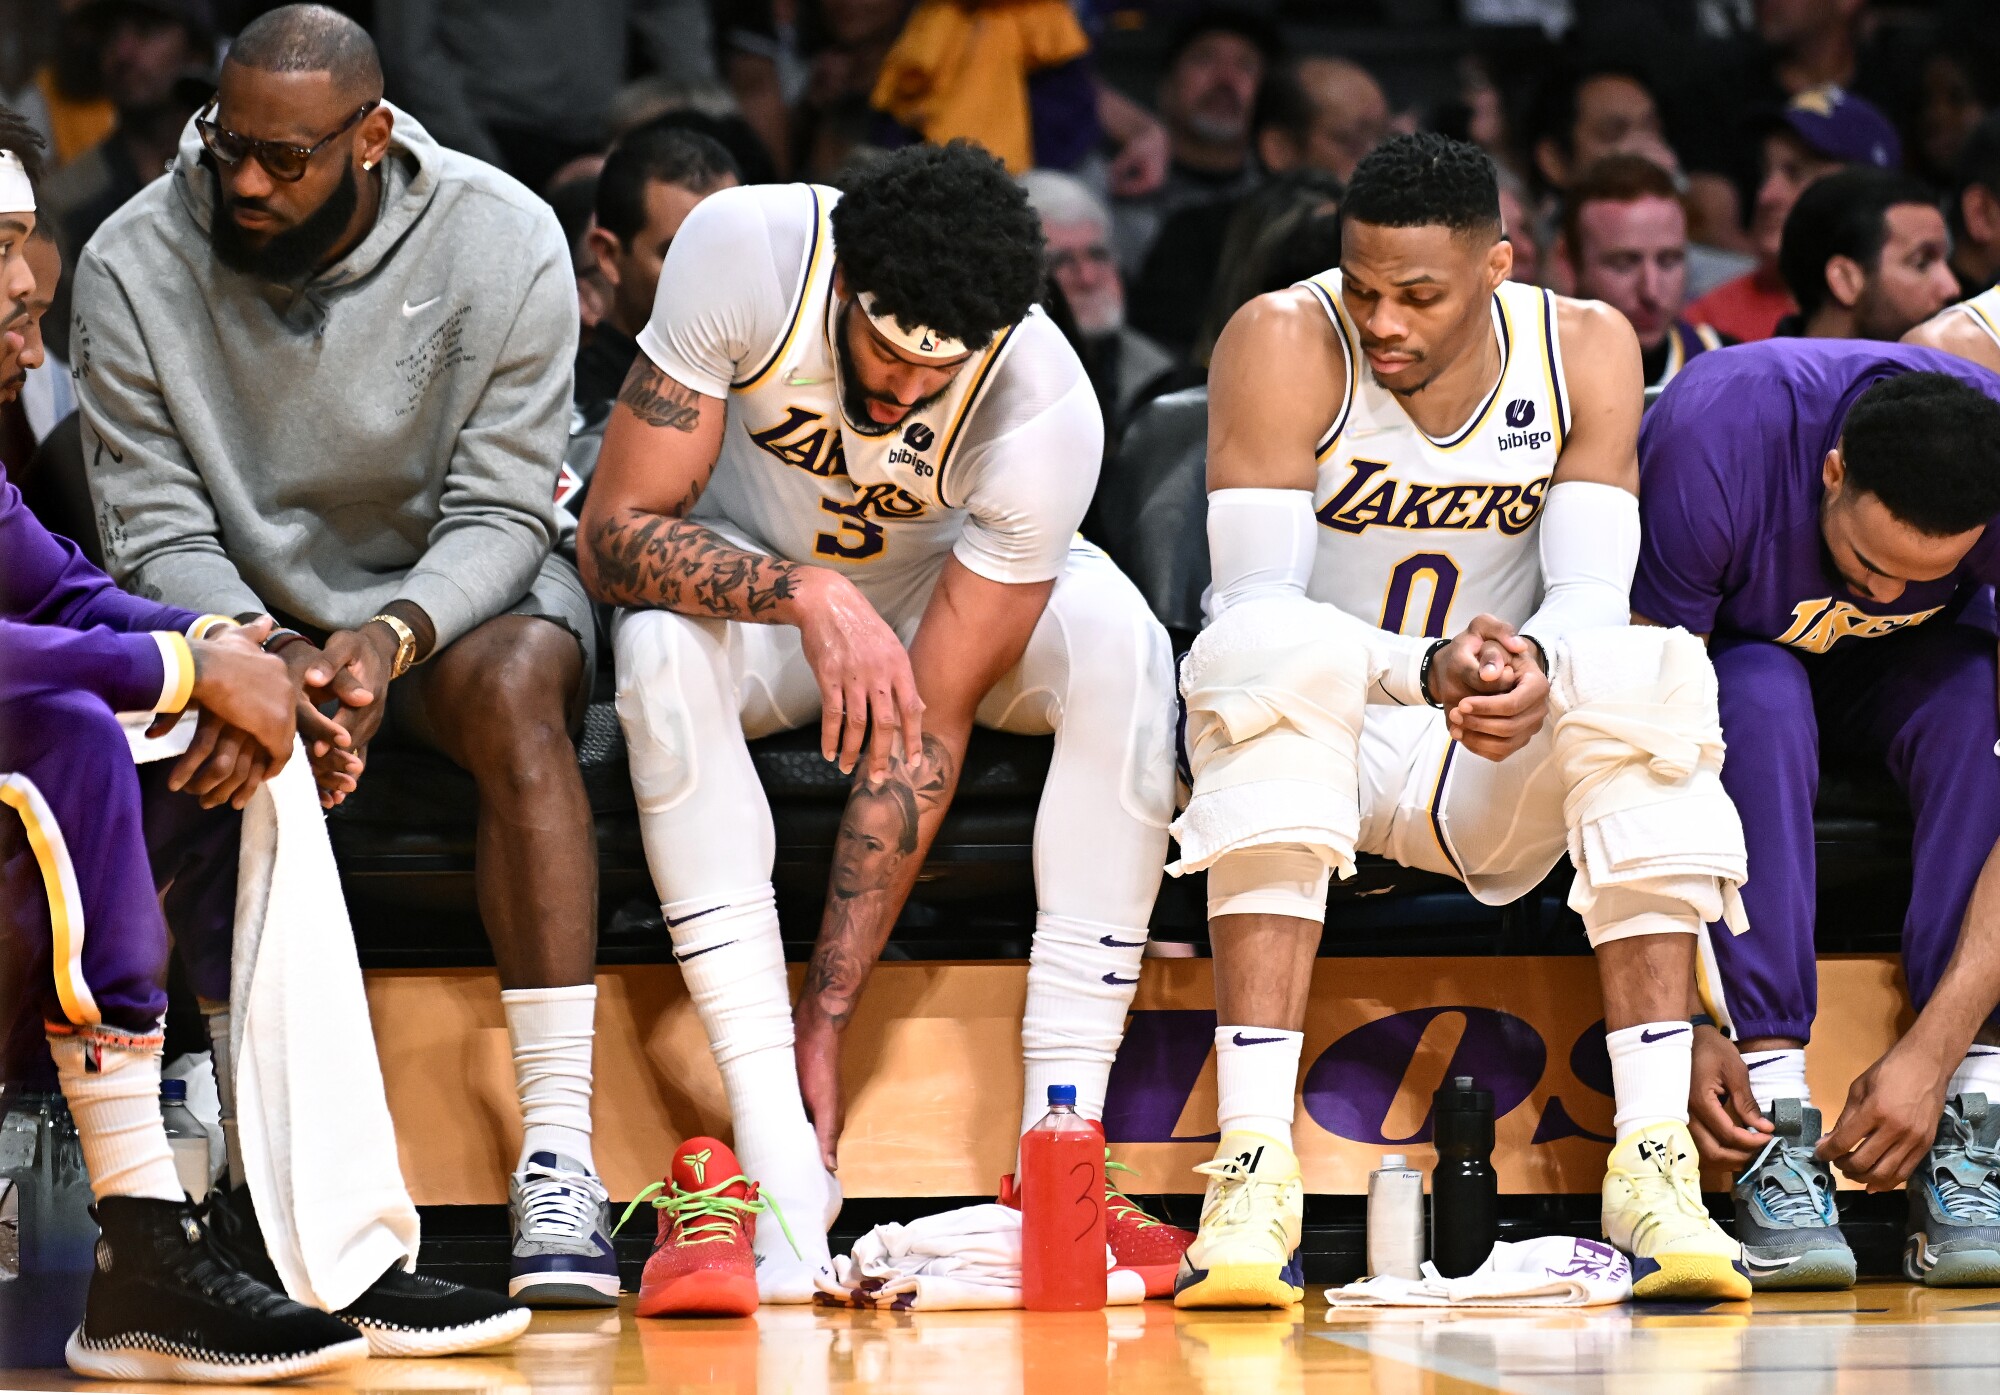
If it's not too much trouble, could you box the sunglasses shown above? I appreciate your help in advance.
[196,99,378,182]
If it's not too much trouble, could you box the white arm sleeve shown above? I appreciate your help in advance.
[1206,487,1433,706]
[952,330,1103,585]
[1521,480,1641,647]
[634,185,797,398]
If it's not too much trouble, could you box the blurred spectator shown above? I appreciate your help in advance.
[1776,165,1954,340]
[545,172,612,354]
[42,0,215,252]
[1558,153,1727,390]
[1915,3,2000,189]
[376,0,718,194]
[1685,84,1901,342]
[1497,171,1541,286]
[870,0,1095,173]
[1947,113,2000,299]
[1257,55,1388,185]
[1754,0,1872,102]
[1191,184,1340,367]
[578,123,739,411]
[1109,5,1275,277]
[1020,168,1172,443]
[1128,50,1367,357]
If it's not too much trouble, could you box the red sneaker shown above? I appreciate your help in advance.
[997,1152,1194,1299]
[619,1137,795,1318]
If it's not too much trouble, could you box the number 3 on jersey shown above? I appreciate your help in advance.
[1381,553,1460,637]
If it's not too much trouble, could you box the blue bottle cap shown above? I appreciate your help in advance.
[1048,1084,1077,1107]
[160,1079,187,1102]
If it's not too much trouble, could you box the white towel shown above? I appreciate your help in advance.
[1325,1237,1632,1308]
[1548,629,1750,935]
[1169,596,1369,877]
[127,718,420,1310]
[814,1203,1146,1310]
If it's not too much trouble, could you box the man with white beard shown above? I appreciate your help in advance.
[1021,169,1175,442]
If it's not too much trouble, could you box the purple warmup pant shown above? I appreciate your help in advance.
[1709,623,2000,1042]
[0,686,238,1049]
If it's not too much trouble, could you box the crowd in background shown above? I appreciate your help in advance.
[4,0,2000,466]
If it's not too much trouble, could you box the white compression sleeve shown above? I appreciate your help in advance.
[1206,487,1432,705]
[1521,480,1639,647]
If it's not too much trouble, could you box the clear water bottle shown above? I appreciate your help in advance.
[1020,1084,1108,1311]
[161,1078,210,1202]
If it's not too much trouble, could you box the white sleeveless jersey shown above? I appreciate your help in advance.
[1299,271,1571,639]
[637,183,1100,620]
[1957,285,2000,354]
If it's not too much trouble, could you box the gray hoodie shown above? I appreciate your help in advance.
[73,103,575,649]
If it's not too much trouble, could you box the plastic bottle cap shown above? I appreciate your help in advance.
[1452,1076,1474,1089]
[1381,1153,1407,1168]
[1047,1084,1077,1107]
[160,1079,187,1102]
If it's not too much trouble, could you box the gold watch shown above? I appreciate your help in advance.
[368,613,419,680]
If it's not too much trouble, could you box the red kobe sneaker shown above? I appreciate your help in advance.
[998,1151,1194,1299]
[618,1137,797,1318]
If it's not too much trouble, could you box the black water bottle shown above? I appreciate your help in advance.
[1430,1075,1498,1278]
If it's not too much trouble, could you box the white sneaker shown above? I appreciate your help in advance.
[1173,1131,1305,1309]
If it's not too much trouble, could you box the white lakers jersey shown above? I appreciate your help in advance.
[637,183,1100,619]
[1957,285,2000,354]
[1299,271,1571,639]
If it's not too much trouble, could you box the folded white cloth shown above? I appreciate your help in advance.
[1548,629,1749,934]
[815,1203,1146,1310]
[127,718,420,1311]
[1326,1237,1632,1308]
[1169,596,1369,878]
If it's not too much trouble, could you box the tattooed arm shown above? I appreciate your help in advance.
[794,556,1058,1167]
[581,354,923,776]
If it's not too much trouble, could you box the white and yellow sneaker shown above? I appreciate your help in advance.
[1172,1131,1305,1309]
[1603,1121,1751,1300]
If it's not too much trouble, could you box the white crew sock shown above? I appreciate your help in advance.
[502,984,598,1174]
[1605,1021,1693,1140]
[1948,1044,2000,1101]
[49,1032,182,1202]
[1214,1025,1302,1146]
[666,888,833,1298]
[1740,1047,1810,1114]
[1018,913,1149,1159]
[203,1007,245,1188]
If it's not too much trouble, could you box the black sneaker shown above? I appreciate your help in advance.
[66,1195,368,1384]
[206,1180,530,1356]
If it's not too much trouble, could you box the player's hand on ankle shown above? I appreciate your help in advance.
[1818,1036,1950,1190]
[188,618,296,764]
[1688,1023,1772,1169]
[794,1021,845,1172]
[795,570,925,780]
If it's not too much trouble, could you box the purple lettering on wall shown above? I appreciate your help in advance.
[1101,1010,1221,1144]
[1300,1007,1545,1144]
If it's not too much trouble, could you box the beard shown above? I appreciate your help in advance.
[836,303,953,434]
[209,162,360,281]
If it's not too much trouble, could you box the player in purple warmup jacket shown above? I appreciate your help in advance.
[1635,337,2000,1290]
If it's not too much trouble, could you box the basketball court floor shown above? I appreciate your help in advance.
[7,1284,2000,1393]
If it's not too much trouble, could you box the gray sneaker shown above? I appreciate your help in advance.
[1905,1093,2000,1287]
[508,1151,620,1307]
[1730,1098,1855,1290]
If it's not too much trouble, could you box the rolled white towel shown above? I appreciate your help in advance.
[813,1203,1145,1310]
[1325,1237,1631,1308]
[1170,596,1372,876]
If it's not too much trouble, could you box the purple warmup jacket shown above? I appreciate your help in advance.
[0,464,210,713]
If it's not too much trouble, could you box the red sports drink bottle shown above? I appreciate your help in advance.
[1020,1084,1108,1311]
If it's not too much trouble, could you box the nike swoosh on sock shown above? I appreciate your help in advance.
[1640,1027,1689,1043]
[674,940,737,963]
[1098,934,1147,948]
[1231,1033,1290,1046]
[1101,973,1139,985]
[666,905,726,927]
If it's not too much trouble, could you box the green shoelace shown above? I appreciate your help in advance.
[613,1175,801,1258]
[1106,1157,1167,1231]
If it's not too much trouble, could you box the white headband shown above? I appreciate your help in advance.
[0,151,33,216]
[858,292,968,362]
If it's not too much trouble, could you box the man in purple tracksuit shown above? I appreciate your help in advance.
[1634,338,2000,1291]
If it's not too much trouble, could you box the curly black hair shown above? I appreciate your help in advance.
[0,104,46,193]
[831,142,1044,351]
[1842,372,2000,536]
[1342,131,1500,238]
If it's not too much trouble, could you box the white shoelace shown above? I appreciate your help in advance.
[1193,1155,1291,1239]
[517,1162,608,1241]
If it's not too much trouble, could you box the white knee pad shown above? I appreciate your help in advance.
[1206,844,1334,922]
[1170,595,1370,879]
[1549,626,1750,947]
